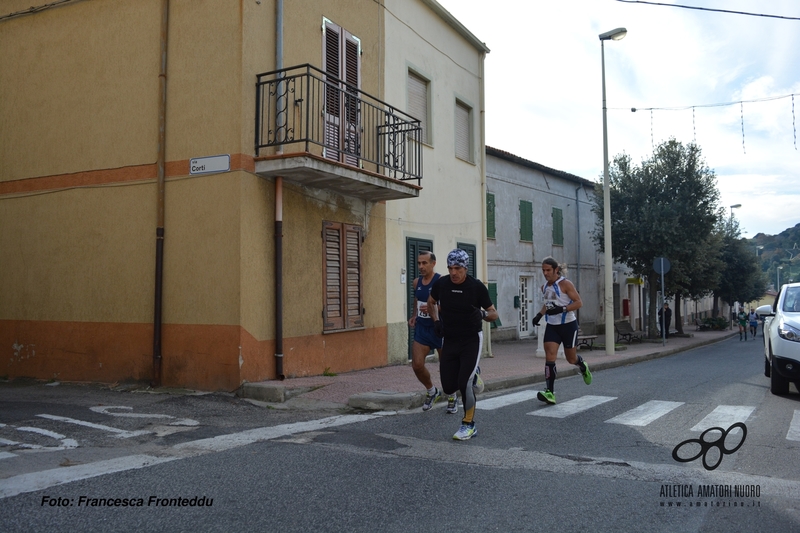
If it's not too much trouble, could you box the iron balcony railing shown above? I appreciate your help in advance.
[256,64,422,184]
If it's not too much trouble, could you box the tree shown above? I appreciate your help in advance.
[715,216,768,308]
[591,139,719,337]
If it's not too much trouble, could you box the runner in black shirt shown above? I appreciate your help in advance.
[428,249,497,440]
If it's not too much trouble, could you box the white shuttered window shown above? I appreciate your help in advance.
[407,71,429,144]
[455,101,471,161]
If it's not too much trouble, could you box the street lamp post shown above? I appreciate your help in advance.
[778,266,783,290]
[600,27,627,356]
[729,204,741,232]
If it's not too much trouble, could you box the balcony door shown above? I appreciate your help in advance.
[323,18,361,166]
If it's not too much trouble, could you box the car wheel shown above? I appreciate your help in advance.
[765,356,770,377]
[770,357,790,395]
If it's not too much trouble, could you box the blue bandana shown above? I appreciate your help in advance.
[447,249,469,269]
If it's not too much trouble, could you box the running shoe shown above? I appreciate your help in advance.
[446,395,459,414]
[581,362,592,385]
[452,422,477,441]
[472,368,485,394]
[422,387,441,411]
[537,389,556,405]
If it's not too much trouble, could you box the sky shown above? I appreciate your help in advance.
[436,0,800,239]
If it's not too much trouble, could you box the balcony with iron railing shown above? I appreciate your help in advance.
[254,64,422,201]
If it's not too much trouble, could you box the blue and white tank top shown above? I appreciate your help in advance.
[414,273,440,327]
[542,276,577,325]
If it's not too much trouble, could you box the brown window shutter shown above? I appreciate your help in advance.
[344,224,363,328]
[323,221,344,330]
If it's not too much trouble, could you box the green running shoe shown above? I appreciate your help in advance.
[537,389,556,405]
[581,362,592,385]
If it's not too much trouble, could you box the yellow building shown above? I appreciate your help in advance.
[0,0,483,390]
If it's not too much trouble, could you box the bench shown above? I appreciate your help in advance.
[615,321,644,343]
[694,318,711,331]
[576,329,598,350]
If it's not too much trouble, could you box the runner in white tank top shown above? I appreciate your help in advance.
[531,257,592,405]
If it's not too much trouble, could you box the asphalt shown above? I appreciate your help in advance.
[238,327,740,411]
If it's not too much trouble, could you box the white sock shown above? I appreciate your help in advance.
[427,386,437,395]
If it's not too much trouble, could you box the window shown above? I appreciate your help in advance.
[455,100,471,161]
[487,282,502,329]
[519,200,532,242]
[552,207,564,245]
[323,221,363,331]
[457,242,477,278]
[486,192,496,239]
[407,71,429,144]
[323,18,361,165]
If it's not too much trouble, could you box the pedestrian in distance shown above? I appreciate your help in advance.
[531,257,592,405]
[407,251,452,411]
[428,249,497,441]
[737,308,748,341]
[748,308,758,339]
[658,302,672,339]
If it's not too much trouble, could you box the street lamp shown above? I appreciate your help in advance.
[756,245,764,256]
[729,204,741,232]
[600,27,626,355]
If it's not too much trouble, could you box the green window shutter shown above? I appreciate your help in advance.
[487,282,502,329]
[519,200,532,242]
[486,193,496,239]
[457,242,477,278]
[552,207,563,245]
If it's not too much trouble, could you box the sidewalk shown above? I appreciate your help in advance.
[239,328,738,410]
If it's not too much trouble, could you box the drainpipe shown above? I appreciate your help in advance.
[478,51,490,355]
[274,0,285,379]
[152,0,169,387]
[575,186,581,294]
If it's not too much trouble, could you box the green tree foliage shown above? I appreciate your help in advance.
[716,217,768,305]
[591,139,719,337]
[750,223,800,289]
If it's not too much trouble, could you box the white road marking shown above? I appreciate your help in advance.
[0,413,386,499]
[477,390,540,410]
[36,414,149,439]
[528,395,616,418]
[0,452,17,460]
[690,405,755,433]
[0,454,177,499]
[89,405,199,427]
[605,400,684,427]
[15,427,78,450]
[173,414,382,453]
[787,410,800,441]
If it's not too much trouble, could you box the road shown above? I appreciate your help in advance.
[1,337,799,532]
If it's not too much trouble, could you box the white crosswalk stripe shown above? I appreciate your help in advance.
[477,390,540,410]
[690,405,755,432]
[605,400,684,426]
[528,395,616,418]
[787,410,800,441]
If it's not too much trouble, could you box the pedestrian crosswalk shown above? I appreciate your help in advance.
[477,391,800,441]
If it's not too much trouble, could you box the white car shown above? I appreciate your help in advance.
[757,281,800,395]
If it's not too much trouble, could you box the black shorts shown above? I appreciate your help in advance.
[543,321,579,349]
